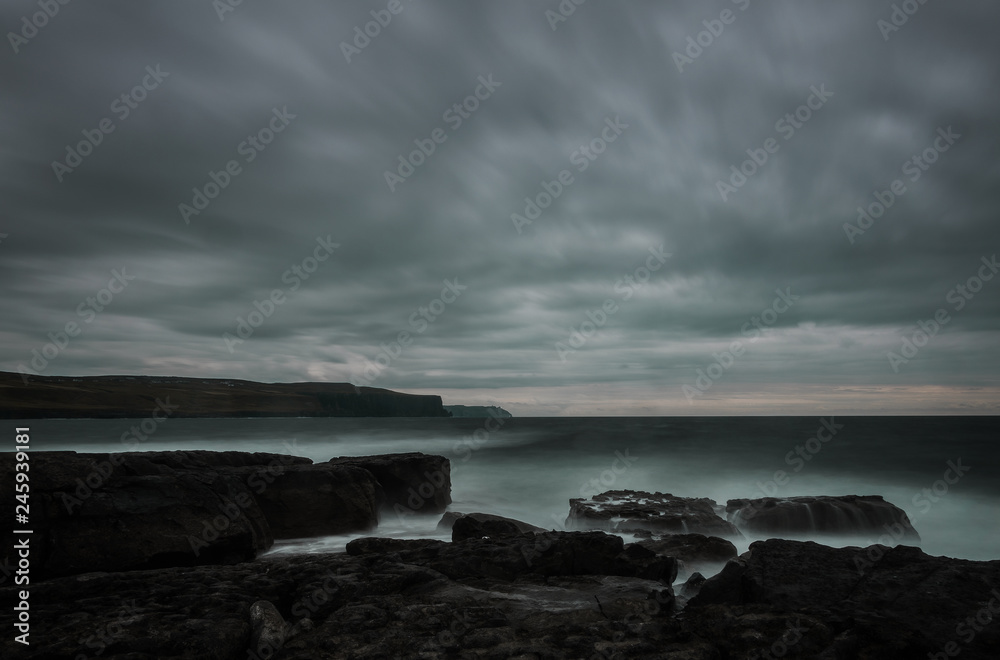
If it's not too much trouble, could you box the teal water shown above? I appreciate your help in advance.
[15,415,1000,563]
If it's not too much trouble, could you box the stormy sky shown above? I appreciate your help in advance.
[2,1,998,415]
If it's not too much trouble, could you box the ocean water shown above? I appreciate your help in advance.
[18,416,1000,567]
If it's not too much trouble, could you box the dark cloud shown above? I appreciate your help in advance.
[1,0,998,414]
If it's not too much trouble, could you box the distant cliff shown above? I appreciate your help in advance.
[0,372,449,418]
[444,405,512,418]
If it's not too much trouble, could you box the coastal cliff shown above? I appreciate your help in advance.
[0,372,449,418]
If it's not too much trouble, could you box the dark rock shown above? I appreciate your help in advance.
[726,495,921,540]
[567,490,742,538]
[345,537,448,556]
[229,463,381,538]
[0,451,273,580]
[398,530,676,585]
[328,452,451,515]
[681,572,706,597]
[249,600,287,658]
[0,450,426,579]
[689,538,1000,659]
[2,536,998,658]
[445,512,547,542]
[636,532,738,579]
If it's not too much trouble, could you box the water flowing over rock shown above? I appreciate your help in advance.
[726,495,920,540]
[567,490,743,538]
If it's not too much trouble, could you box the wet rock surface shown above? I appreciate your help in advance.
[3,534,998,659]
[726,494,921,540]
[567,490,742,538]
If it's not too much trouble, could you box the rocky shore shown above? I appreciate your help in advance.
[2,450,998,659]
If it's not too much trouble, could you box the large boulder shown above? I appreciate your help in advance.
[438,512,547,542]
[567,490,742,538]
[0,451,275,580]
[726,495,920,540]
[328,452,451,514]
[688,539,1000,659]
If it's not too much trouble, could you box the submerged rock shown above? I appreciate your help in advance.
[726,495,920,540]
[567,490,742,538]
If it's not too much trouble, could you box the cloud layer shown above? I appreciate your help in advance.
[2,0,998,414]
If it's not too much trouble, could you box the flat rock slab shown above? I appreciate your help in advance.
[567,490,742,538]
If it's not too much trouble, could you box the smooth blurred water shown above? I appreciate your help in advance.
[17,415,1000,563]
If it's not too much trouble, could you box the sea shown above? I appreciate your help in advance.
[18,415,1000,569]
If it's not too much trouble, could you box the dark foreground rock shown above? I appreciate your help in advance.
[726,494,921,540]
[688,539,1000,659]
[568,490,742,538]
[328,452,451,515]
[2,534,997,659]
[0,450,450,580]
